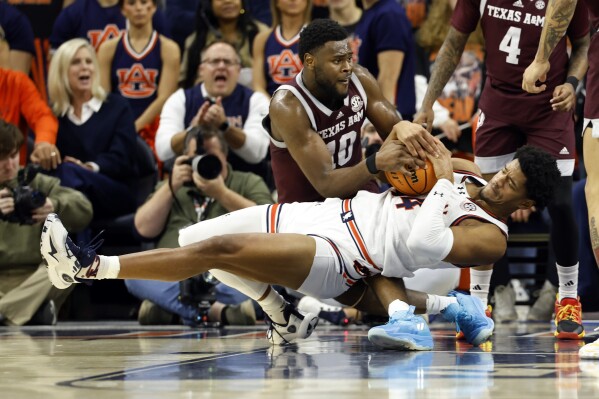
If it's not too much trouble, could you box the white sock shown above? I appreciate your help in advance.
[259,286,287,324]
[557,263,578,300]
[75,255,120,280]
[470,269,492,308]
[426,294,458,315]
[388,299,410,316]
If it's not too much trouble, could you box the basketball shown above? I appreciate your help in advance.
[384,159,438,196]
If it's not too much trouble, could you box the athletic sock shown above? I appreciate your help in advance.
[319,310,347,325]
[259,286,287,325]
[470,269,492,308]
[556,263,579,300]
[426,294,458,315]
[75,255,120,280]
[388,299,410,316]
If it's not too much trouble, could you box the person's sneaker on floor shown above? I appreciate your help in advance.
[491,284,518,323]
[527,280,558,321]
[138,300,178,325]
[367,306,433,351]
[267,302,319,345]
[41,214,102,289]
[554,296,584,340]
[443,291,494,346]
[580,335,599,359]
[456,305,492,340]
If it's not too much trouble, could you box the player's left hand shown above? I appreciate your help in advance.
[522,59,550,94]
[510,207,536,223]
[551,83,576,112]
[426,138,454,183]
[389,121,438,160]
[30,198,55,223]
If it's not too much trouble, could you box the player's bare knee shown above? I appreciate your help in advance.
[194,235,243,259]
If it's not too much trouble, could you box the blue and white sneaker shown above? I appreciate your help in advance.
[442,291,494,346]
[41,213,101,289]
[368,306,434,351]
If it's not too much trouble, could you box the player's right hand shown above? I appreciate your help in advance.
[413,107,434,133]
[376,140,425,176]
[426,139,454,183]
[522,59,550,94]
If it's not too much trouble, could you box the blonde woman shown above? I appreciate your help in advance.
[252,0,311,96]
[48,38,138,219]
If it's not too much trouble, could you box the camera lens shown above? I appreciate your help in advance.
[191,154,222,179]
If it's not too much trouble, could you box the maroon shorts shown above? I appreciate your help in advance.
[474,110,575,176]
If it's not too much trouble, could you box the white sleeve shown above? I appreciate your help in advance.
[414,75,450,128]
[406,178,455,261]
[155,89,187,161]
[232,91,270,164]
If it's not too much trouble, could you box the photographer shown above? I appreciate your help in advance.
[126,126,273,326]
[0,120,92,326]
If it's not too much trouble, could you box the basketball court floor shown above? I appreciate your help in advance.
[2,318,599,399]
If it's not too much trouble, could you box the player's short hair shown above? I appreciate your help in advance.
[514,145,560,209]
[0,119,24,159]
[298,19,349,62]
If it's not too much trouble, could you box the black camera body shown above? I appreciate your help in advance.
[1,164,46,225]
[183,126,222,181]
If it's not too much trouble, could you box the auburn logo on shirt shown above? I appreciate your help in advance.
[87,24,122,50]
[117,63,159,98]
[267,49,302,84]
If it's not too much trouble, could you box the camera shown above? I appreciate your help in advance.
[179,272,219,325]
[0,164,46,225]
[183,126,222,180]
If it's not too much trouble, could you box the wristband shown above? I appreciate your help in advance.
[566,76,579,89]
[366,153,379,174]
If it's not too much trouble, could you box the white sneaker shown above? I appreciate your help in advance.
[579,337,599,360]
[267,303,319,345]
[40,214,81,289]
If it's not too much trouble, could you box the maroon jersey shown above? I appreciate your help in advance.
[452,0,589,127]
[269,71,376,203]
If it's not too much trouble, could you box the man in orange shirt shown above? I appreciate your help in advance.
[0,68,60,169]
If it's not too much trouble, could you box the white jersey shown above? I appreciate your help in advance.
[269,171,508,282]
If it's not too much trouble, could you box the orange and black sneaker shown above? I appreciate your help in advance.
[456,305,492,340]
[554,296,585,340]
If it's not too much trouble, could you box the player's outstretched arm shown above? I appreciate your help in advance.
[413,27,469,131]
[522,0,579,93]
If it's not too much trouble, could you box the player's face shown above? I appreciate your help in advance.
[212,0,242,21]
[0,151,19,183]
[121,0,156,26]
[313,40,353,102]
[480,159,530,208]
[199,43,241,97]
[68,47,95,97]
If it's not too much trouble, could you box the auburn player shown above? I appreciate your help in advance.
[97,0,179,149]
[41,142,560,349]
[252,0,312,96]
[415,0,589,339]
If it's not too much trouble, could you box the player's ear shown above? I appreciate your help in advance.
[304,53,315,69]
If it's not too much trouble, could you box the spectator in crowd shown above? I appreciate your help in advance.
[252,0,312,96]
[98,0,180,152]
[180,0,268,89]
[49,0,169,53]
[127,125,273,326]
[0,120,92,326]
[48,38,138,219]
[155,41,270,183]
[353,0,417,118]
[0,1,35,74]
[0,67,60,170]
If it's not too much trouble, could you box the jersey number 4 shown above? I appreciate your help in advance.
[499,26,522,65]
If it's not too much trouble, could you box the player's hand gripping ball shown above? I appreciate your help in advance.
[385,159,438,196]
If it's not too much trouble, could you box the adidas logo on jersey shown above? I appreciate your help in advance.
[559,147,570,155]
[513,0,524,7]
[336,111,344,120]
